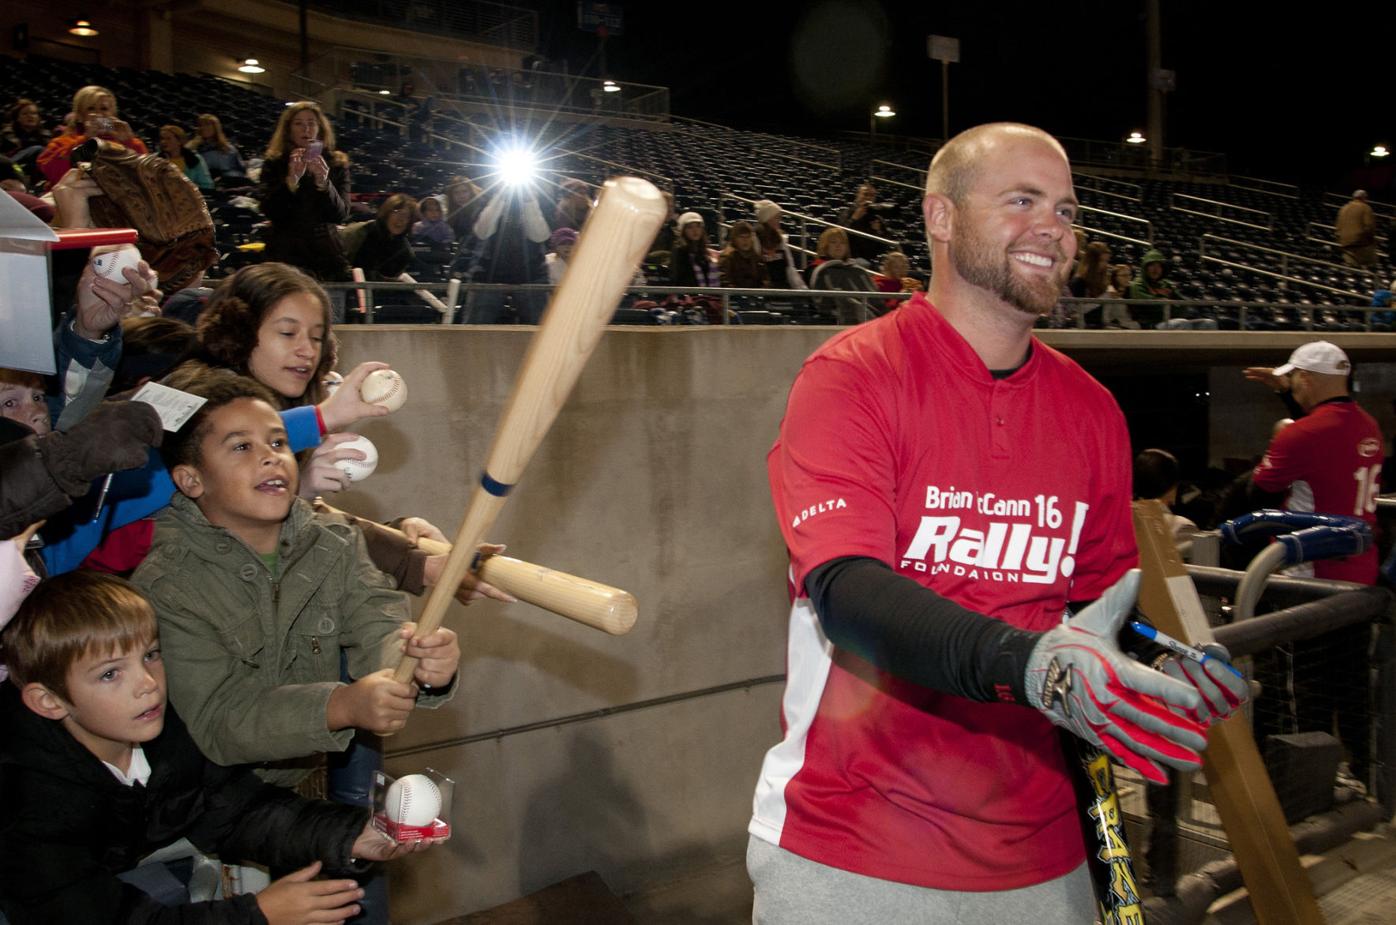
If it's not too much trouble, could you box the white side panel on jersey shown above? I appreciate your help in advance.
[749,593,835,845]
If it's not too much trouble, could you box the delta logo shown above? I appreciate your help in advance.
[791,497,848,528]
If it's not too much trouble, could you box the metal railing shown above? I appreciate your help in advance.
[1074,225,1152,249]
[869,174,925,194]
[1230,175,1301,200]
[1324,191,1396,220]
[872,158,928,182]
[1171,193,1273,231]
[1073,173,1143,201]
[1054,296,1385,331]
[1199,234,1380,284]
[1077,204,1152,242]
[1058,136,1228,174]
[1306,222,1390,260]
[1197,255,1368,301]
[302,0,538,48]
[321,279,918,324]
[716,192,900,267]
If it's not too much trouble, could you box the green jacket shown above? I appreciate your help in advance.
[132,494,454,786]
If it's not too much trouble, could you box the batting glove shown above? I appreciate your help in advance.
[1025,569,1207,784]
[1159,643,1249,726]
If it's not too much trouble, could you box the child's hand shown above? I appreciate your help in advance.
[256,861,363,925]
[401,622,459,689]
[327,669,415,734]
[350,822,439,861]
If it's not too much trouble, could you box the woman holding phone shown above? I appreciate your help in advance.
[259,102,353,317]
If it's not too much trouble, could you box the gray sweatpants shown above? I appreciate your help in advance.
[747,835,1096,924]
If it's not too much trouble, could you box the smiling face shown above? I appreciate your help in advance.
[246,291,326,400]
[56,636,165,769]
[945,133,1077,317]
[0,379,49,434]
[175,398,297,553]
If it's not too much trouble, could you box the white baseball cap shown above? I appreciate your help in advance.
[1274,341,1351,376]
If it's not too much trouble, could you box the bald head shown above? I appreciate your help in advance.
[925,123,1069,206]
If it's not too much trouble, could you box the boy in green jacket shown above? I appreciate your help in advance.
[131,372,460,787]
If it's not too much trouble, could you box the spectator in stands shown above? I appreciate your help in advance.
[342,194,418,283]
[806,227,877,325]
[412,195,454,245]
[836,182,888,264]
[461,185,551,323]
[2,99,49,158]
[754,200,808,291]
[1069,240,1112,326]
[1370,277,1395,330]
[719,221,768,290]
[444,175,484,241]
[873,251,923,315]
[259,102,353,307]
[189,113,246,185]
[545,227,577,285]
[553,177,592,231]
[38,85,148,187]
[1336,190,1378,269]
[671,212,719,289]
[1105,264,1141,329]
[1127,248,1177,324]
[156,124,213,192]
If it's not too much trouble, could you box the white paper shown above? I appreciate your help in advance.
[0,192,60,375]
[131,382,207,432]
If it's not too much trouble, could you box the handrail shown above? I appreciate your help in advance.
[873,158,927,181]
[1171,202,1271,232]
[1073,173,1143,201]
[1055,296,1384,332]
[1200,233,1379,278]
[1073,225,1152,249]
[1198,255,1367,300]
[1077,204,1152,241]
[1171,192,1272,228]
[1307,222,1391,258]
[869,174,925,193]
[1229,175,1300,200]
[1325,191,1396,219]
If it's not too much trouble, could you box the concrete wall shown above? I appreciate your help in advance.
[334,326,1396,923]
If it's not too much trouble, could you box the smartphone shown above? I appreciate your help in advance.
[89,115,113,136]
[304,141,324,160]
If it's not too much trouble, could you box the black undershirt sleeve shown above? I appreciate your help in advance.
[804,556,1040,704]
[805,557,1167,704]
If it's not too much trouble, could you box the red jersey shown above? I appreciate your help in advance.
[1252,397,1382,583]
[751,293,1137,891]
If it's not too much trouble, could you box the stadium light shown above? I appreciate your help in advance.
[378,90,391,96]
[237,58,266,74]
[1126,131,1146,144]
[1372,145,1390,159]
[495,145,539,187]
[602,79,620,93]
[870,104,895,142]
[68,19,99,37]
[874,104,895,118]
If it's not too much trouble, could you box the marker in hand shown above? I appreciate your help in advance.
[1129,621,1243,678]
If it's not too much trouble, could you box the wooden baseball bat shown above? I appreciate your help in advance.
[415,536,638,636]
[393,177,665,684]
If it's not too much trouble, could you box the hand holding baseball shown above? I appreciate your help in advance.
[256,862,363,925]
[297,433,368,498]
[74,255,156,341]
[400,622,460,690]
[327,669,416,734]
[318,361,392,432]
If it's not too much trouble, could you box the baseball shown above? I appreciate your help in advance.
[90,245,144,283]
[361,369,407,412]
[384,774,441,827]
[336,435,378,483]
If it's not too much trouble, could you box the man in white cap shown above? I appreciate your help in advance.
[1247,340,1381,785]
[1335,190,1377,269]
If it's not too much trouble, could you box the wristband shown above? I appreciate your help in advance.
[315,405,328,437]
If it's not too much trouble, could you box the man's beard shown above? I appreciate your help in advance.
[950,222,1067,317]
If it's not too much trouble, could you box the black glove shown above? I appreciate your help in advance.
[38,401,163,495]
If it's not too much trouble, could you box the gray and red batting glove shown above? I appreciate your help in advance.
[1025,569,1207,784]
[1160,644,1250,726]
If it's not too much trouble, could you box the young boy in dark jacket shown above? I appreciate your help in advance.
[0,570,431,924]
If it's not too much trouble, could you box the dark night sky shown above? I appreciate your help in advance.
[527,1,1395,195]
